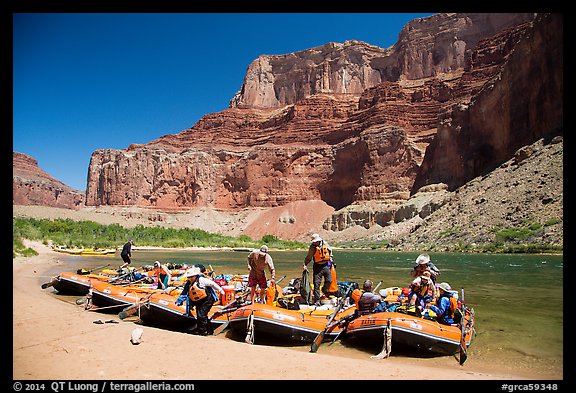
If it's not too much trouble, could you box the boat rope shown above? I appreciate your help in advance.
[371,318,392,359]
[245,310,255,344]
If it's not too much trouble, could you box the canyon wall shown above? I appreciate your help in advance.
[13,152,85,209]
[86,13,555,213]
[16,12,562,236]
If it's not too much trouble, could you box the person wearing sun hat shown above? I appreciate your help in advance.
[408,270,436,315]
[303,233,334,305]
[175,266,225,335]
[247,245,275,304]
[427,282,457,325]
[410,253,441,283]
[151,261,172,290]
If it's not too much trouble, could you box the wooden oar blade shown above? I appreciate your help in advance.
[459,343,468,365]
[213,321,229,335]
[118,304,139,320]
[310,331,325,353]
[310,283,354,353]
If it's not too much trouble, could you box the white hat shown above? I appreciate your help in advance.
[311,234,322,243]
[183,266,202,278]
[437,282,452,292]
[415,254,430,265]
[153,261,160,267]
[259,245,268,254]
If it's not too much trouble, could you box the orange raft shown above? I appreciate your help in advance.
[228,302,357,344]
[48,271,116,295]
[128,291,241,333]
[344,308,475,357]
[88,280,160,313]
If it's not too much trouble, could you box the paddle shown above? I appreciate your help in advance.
[41,263,111,289]
[328,312,357,345]
[88,263,111,274]
[118,304,140,320]
[41,281,54,290]
[459,287,469,365]
[118,293,154,320]
[310,282,354,353]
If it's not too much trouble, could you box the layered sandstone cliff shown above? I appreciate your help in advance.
[84,12,561,236]
[13,152,85,209]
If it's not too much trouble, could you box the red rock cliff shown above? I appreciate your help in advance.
[86,13,559,213]
[13,152,85,209]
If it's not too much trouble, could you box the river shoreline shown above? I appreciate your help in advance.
[12,240,563,382]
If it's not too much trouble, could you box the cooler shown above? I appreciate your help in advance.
[221,285,235,306]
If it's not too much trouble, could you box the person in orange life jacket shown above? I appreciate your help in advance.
[411,254,441,283]
[175,266,225,335]
[151,261,172,290]
[355,279,383,316]
[247,245,275,304]
[427,282,456,325]
[303,234,334,305]
[408,270,436,314]
[119,239,134,270]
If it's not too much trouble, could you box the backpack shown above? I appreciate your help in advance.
[300,270,313,304]
[277,296,300,310]
[337,281,359,298]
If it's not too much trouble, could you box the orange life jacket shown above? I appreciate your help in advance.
[328,265,338,293]
[351,288,363,304]
[313,243,331,263]
[448,296,458,318]
[265,284,282,306]
[188,282,207,301]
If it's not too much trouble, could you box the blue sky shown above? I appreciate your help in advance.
[13,13,434,191]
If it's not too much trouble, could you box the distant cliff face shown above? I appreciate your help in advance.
[13,152,85,209]
[413,13,563,192]
[86,12,561,213]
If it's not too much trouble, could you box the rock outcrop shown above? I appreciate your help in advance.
[413,13,563,192]
[81,13,561,243]
[13,152,85,209]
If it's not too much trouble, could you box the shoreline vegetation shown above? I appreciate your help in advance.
[13,217,562,259]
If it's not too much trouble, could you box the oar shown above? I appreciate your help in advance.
[373,280,383,294]
[310,282,354,353]
[459,287,469,365]
[41,280,54,290]
[85,303,136,312]
[328,312,357,345]
[118,293,154,320]
[108,267,143,284]
[90,263,111,273]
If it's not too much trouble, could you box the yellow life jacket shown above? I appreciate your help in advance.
[188,282,207,301]
[313,243,331,263]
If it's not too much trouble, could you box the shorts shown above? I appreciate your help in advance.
[248,274,268,289]
[121,254,131,264]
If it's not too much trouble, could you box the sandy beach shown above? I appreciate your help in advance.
[12,240,563,384]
